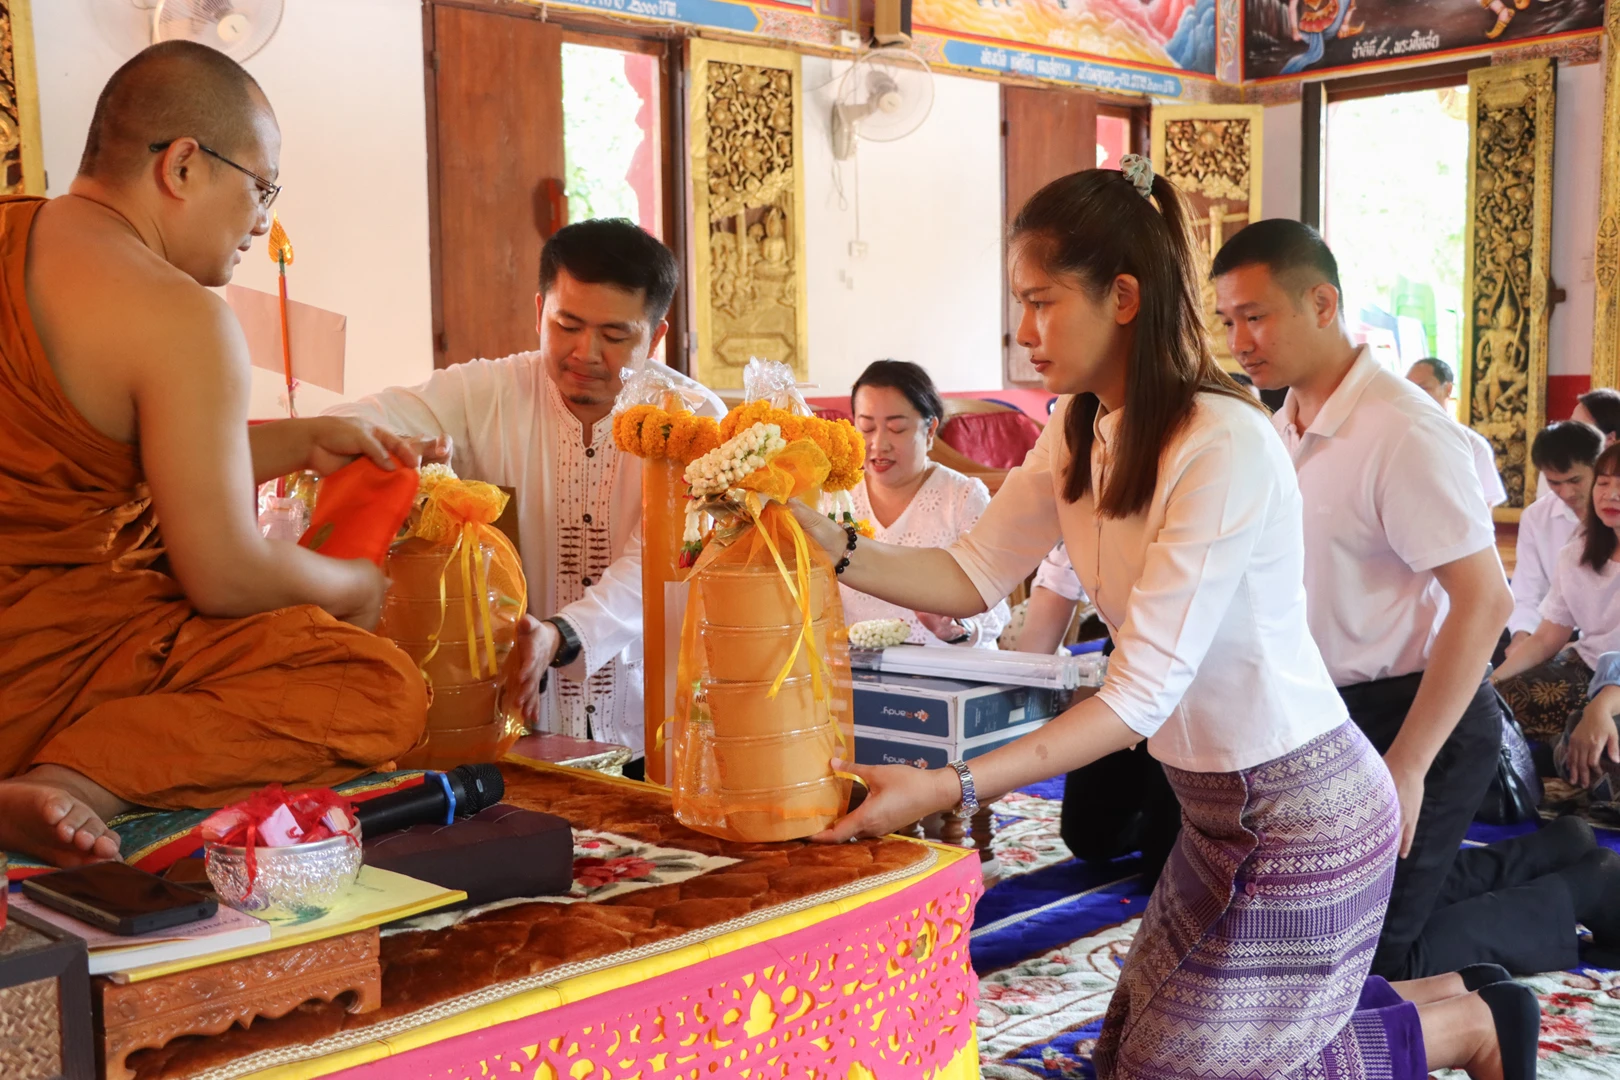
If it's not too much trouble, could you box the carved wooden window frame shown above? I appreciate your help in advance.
[1150,104,1264,372]
[2,0,44,197]
[1459,58,1555,522]
[687,37,809,391]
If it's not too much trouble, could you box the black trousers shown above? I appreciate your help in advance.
[1059,742,1180,890]
[1343,672,1579,978]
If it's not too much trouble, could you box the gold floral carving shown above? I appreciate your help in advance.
[1151,105,1264,370]
[689,39,808,391]
[1593,5,1620,390]
[1460,59,1555,521]
[0,0,42,196]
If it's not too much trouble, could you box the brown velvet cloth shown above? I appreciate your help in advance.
[128,763,929,1079]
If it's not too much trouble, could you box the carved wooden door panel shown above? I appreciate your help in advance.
[427,4,565,370]
[688,39,808,392]
[1002,86,1097,388]
[1594,6,1620,392]
[1459,59,1555,520]
[1,0,43,196]
[1150,105,1263,373]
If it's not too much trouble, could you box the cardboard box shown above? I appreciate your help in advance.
[852,722,1051,771]
[851,669,1074,741]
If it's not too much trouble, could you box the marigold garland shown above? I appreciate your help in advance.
[613,405,721,465]
[717,401,865,492]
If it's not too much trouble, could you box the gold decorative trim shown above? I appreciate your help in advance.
[2,0,44,196]
[688,38,809,391]
[1150,104,1263,372]
[1460,59,1556,522]
[1594,9,1620,390]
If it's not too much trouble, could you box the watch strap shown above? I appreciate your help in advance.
[546,616,583,668]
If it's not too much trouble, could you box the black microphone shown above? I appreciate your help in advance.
[355,764,505,837]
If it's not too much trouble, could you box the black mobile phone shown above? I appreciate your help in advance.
[22,862,218,936]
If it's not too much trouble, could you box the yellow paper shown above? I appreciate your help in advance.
[108,867,465,983]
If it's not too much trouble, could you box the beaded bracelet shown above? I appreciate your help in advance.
[833,522,858,575]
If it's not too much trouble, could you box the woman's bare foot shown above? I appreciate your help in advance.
[0,765,130,866]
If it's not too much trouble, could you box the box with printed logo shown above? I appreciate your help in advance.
[850,669,1075,741]
[851,721,1054,772]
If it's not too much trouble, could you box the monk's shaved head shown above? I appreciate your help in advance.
[79,41,271,181]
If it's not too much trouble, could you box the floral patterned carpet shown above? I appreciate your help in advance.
[971,778,1620,1079]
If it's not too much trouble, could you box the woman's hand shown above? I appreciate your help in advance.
[1566,693,1620,789]
[916,611,967,643]
[789,499,848,560]
[810,758,962,843]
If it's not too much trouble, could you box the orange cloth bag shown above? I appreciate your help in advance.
[375,467,528,770]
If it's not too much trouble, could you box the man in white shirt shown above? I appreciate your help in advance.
[1406,357,1508,509]
[332,220,723,775]
[1213,219,1597,979]
[1504,421,1601,664]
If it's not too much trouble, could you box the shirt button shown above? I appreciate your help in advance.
[582,576,592,586]
[1244,882,1258,897]
[583,513,592,524]
[586,448,596,458]
[585,704,595,714]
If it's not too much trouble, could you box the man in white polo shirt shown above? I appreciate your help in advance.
[1503,421,1600,668]
[1213,219,1600,979]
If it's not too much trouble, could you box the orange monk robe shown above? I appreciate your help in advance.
[0,197,426,809]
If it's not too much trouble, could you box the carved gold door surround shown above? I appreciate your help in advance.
[688,39,809,391]
[1593,1,1620,391]
[1,0,43,196]
[1150,104,1263,372]
[1460,59,1555,522]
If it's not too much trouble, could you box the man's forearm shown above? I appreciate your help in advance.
[1387,595,1502,775]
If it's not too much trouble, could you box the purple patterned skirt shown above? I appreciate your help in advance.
[1094,720,1426,1080]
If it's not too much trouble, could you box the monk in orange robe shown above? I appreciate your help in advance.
[0,42,427,867]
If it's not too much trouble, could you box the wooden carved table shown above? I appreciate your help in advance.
[95,928,380,1080]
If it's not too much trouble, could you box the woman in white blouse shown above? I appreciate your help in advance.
[842,360,1009,648]
[794,162,1533,1079]
[1495,443,1620,748]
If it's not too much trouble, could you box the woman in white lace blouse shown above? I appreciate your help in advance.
[841,361,1010,648]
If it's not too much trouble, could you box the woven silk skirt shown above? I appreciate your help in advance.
[1094,720,1425,1080]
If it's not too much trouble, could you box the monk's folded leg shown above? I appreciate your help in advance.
[29,606,428,809]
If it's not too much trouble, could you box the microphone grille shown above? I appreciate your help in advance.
[450,763,506,813]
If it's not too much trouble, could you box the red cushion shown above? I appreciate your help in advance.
[938,411,1043,469]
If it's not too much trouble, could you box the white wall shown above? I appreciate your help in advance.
[802,57,1006,396]
[1260,99,1302,222]
[1548,60,1602,380]
[31,0,434,418]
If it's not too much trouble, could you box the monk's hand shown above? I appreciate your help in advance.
[301,416,422,476]
[503,615,559,729]
[809,759,959,843]
[330,559,391,632]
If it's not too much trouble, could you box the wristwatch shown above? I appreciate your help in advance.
[546,616,583,668]
[947,759,979,815]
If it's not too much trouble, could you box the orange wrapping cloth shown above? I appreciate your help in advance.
[0,196,426,808]
[299,457,420,567]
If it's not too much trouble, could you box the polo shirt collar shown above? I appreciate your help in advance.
[1281,344,1380,440]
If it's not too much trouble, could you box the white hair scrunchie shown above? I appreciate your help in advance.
[1120,153,1154,200]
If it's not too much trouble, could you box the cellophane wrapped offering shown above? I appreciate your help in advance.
[377,465,528,770]
[672,360,866,841]
[611,368,723,785]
